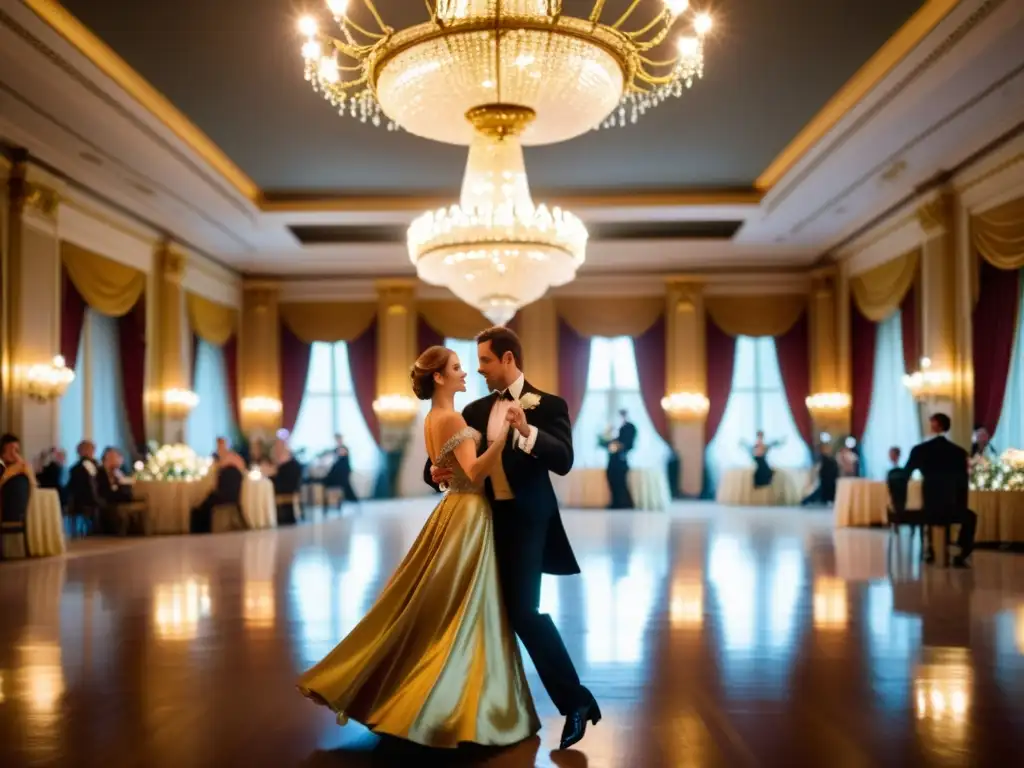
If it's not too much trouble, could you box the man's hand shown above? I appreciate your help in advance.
[506,403,531,438]
[430,464,453,485]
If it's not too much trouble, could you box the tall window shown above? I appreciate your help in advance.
[861,312,921,479]
[706,336,811,483]
[291,342,379,480]
[187,340,235,456]
[993,276,1024,453]
[572,336,670,469]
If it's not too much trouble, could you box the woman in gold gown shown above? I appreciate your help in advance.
[297,346,540,748]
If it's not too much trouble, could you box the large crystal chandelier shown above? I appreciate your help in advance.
[299,1,711,143]
[407,105,587,325]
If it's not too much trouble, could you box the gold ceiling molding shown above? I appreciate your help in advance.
[24,0,259,203]
[755,0,960,192]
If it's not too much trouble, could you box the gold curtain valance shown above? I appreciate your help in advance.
[972,194,1024,271]
[850,249,919,322]
[555,297,664,338]
[418,300,492,340]
[187,292,238,346]
[705,293,807,337]
[61,241,146,317]
[279,301,377,343]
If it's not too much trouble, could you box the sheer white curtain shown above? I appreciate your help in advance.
[706,336,812,487]
[86,310,133,458]
[398,338,490,497]
[187,339,235,456]
[59,331,86,459]
[291,342,380,492]
[993,276,1024,453]
[572,337,671,470]
[861,311,921,479]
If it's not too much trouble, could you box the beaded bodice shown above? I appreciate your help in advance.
[435,427,483,494]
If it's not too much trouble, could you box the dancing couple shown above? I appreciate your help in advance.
[298,326,599,751]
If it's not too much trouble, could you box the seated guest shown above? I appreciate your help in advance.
[272,440,303,525]
[96,447,143,536]
[904,413,977,568]
[1,433,33,558]
[837,438,860,477]
[801,441,839,506]
[970,427,997,462]
[36,447,67,506]
[324,434,359,508]
[190,437,245,533]
[886,446,910,513]
[65,440,103,534]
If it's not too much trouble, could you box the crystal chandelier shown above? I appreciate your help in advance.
[408,105,586,325]
[298,0,711,144]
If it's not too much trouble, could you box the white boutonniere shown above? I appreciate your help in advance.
[519,392,541,410]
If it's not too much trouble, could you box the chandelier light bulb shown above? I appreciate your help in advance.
[695,12,713,36]
[326,0,348,16]
[665,0,690,15]
[678,36,700,58]
[319,57,340,83]
[301,40,321,60]
[297,15,318,37]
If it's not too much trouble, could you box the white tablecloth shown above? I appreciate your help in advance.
[134,477,276,534]
[716,467,808,506]
[27,488,66,557]
[553,467,669,511]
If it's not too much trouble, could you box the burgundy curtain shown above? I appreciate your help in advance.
[190,333,200,389]
[222,335,241,431]
[633,316,670,443]
[850,303,877,440]
[900,284,919,376]
[279,322,312,434]
[973,261,1021,434]
[117,296,147,453]
[704,318,736,446]
[775,309,814,448]
[60,268,87,370]
[348,320,380,444]
[557,318,590,421]
[417,314,445,353]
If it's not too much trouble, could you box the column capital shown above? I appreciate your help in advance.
[917,193,954,236]
[9,176,60,221]
[156,243,187,284]
[375,279,416,315]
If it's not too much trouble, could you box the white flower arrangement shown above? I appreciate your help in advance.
[135,442,213,482]
[970,447,1024,491]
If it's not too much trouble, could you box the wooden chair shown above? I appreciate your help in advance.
[1,474,32,560]
[211,503,248,534]
[886,470,927,566]
[275,493,301,525]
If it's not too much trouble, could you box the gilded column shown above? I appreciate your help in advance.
[808,267,849,437]
[376,279,417,400]
[152,243,188,443]
[2,156,63,453]
[664,278,706,497]
[515,298,558,394]
[917,193,970,446]
[239,280,281,436]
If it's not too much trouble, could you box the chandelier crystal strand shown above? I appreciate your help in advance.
[408,106,587,325]
[298,0,710,143]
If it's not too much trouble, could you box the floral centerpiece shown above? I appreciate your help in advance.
[134,442,213,482]
[970,448,1024,491]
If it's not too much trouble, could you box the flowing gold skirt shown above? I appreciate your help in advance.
[297,491,540,748]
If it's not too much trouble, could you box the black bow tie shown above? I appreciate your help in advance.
[499,389,515,401]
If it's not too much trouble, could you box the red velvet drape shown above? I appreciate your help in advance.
[775,309,814,449]
[973,261,1021,434]
[190,333,200,389]
[222,335,241,430]
[704,318,736,446]
[850,303,877,440]
[348,320,380,444]
[633,316,670,443]
[557,318,590,421]
[279,322,312,434]
[117,296,147,453]
[60,268,87,370]
[417,314,445,354]
[900,284,919,376]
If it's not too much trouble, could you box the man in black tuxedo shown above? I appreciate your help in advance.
[66,440,102,533]
[424,326,598,750]
[904,413,977,568]
[606,408,636,509]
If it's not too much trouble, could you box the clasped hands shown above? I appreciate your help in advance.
[430,405,528,485]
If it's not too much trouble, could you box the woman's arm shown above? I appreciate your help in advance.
[439,413,508,485]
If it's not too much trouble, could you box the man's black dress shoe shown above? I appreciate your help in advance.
[559,696,601,750]
[952,555,971,569]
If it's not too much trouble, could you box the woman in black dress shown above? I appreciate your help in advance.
[745,431,782,489]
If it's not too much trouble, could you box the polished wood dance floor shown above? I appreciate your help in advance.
[2,501,1023,767]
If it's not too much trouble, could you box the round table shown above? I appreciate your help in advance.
[715,467,809,506]
[552,467,670,511]
[27,488,66,557]
[134,476,276,534]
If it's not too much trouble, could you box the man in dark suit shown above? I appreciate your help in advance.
[904,413,977,568]
[96,447,142,536]
[65,440,102,534]
[605,408,636,509]
[424,326,598,750]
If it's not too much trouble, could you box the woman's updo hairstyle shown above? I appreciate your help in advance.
[410,345,452,400]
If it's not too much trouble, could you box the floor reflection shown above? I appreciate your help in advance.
[1,502,1023,766]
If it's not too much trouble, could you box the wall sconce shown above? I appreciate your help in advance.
[240,397,283,415]
[660,392,710,421]
[24,355,75,401]
[372,394,420,425]
[805,392,851,416]
[902,357,954,400]
[162,388,199,418]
